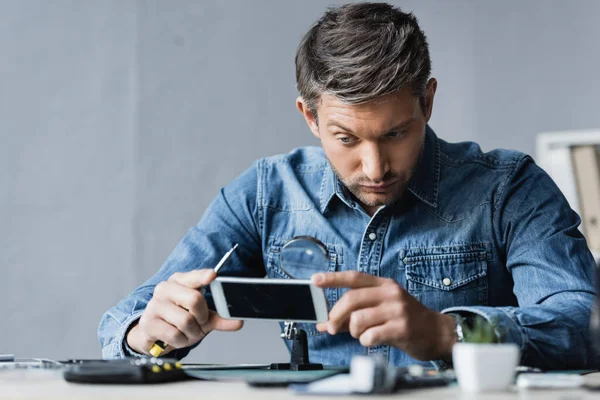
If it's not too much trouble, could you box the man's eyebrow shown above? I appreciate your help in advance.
[326,118,415,135]
[386,118,415,132]
[326,120,354,133]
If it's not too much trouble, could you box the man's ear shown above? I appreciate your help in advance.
[423,78,437,122]
[296,97,320,139]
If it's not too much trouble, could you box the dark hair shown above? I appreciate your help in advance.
[295,2,431,117]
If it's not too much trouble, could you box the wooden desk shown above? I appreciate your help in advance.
[0,370,598,400]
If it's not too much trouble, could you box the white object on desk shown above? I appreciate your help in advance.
[290,355,390,395]
[453,342,520,392]
[517,373,584,389]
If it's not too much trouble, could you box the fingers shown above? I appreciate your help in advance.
[359,320,402,347]
[312,271,386,289]
[205,310,244,332]
[134,269,233,354]
[169,269,217,289]
[153,300,205,344]
[348,302,405,339]
[139,314,191,349]
[326,283,404,334]
[139,269,244,352]
[153,281,210,326]
[326,287,381,334]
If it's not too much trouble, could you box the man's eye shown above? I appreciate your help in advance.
[339,137,353,144]
[386,131,405,138]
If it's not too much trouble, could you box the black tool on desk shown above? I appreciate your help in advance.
[63,358,190,384]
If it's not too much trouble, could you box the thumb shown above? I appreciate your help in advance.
[169,269,216,289]
[205,310,244,332]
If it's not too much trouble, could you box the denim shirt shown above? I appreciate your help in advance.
[99,126,599,369]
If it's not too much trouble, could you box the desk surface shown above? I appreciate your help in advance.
[0,370,598,400]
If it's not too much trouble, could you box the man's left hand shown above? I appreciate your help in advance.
[312,271,457,361]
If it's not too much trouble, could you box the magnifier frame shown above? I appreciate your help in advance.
[278,236,329,279]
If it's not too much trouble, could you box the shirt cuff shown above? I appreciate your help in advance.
[118,313,197,359]
[429,306,526,370]
[119,311,146,358]
[442,306,525,349]
[101,311,144,359]
[102,311,203,360]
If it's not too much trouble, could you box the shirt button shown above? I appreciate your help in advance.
[368,232,377,241]
[442,278,452,287]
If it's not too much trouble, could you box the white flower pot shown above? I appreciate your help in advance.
[452,343,520,392]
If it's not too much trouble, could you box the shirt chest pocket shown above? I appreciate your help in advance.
[401,245,489,311]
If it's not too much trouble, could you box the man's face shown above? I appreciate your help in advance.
[297,81,436,215]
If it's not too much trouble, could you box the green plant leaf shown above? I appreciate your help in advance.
[462,315,502,344]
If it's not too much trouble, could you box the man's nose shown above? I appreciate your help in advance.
[361,144,390,183]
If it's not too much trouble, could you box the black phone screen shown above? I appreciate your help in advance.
[220,281,317,320]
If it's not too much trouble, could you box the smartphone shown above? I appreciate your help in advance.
[209,277,328,322]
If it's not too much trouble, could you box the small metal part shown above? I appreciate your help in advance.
[281,321,298,340]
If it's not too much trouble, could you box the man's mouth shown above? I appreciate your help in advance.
[360,181,397,193]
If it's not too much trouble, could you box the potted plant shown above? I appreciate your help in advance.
[452,315,520,392]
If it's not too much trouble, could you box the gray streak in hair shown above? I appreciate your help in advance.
[295,2,432,117]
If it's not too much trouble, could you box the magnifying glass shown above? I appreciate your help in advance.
[279,236,330,280]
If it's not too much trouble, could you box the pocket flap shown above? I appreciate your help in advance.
[404,247,487,291]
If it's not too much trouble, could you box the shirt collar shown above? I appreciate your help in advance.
[319,124,440,213]
[320,165,354,214]
[407,125,440,208]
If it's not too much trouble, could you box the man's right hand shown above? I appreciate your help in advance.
[126,269,244,356]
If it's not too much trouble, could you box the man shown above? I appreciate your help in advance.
[99,2,599,369]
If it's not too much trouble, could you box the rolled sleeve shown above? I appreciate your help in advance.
[98,162,264,360]
[485,156,600,369]
[431,157,600,370]
[442,292,596,368]
[442,306,523,348]
[101,311,145,359]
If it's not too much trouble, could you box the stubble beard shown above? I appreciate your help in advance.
[325,135,425,210]
[328,163,412,209]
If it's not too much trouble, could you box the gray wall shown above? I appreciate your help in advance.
[2,0,600,362]
[1,0,137,359]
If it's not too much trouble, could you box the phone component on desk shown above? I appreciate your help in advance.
[290,355,452,395]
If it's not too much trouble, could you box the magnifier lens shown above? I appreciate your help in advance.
[280,237,329,280]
